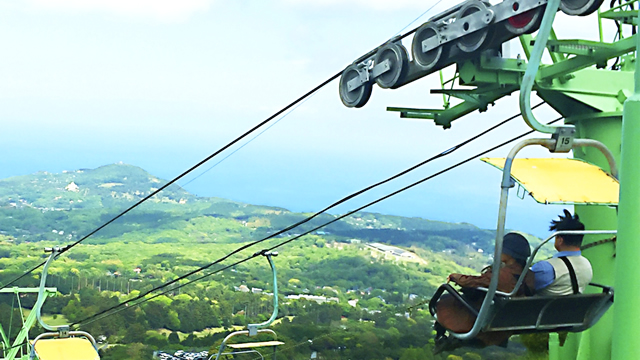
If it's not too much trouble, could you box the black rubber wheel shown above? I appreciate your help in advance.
[456,1,491,53]
[374,42,409,89]
[560,0,603,16]
[339,64,373,108]
[412,23,443,70]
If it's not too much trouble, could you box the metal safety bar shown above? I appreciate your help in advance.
[428,283,479,317]
[36,246,68,332]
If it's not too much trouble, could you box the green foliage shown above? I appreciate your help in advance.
[463,352,483,360]
[519,333,549,354]
[400,347,433,360]
[168,331,181,344]
[100,343,153,360]
[124,323,148,344]
[0,164,545,360]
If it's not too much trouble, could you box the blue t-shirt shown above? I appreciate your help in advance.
[530,250,583,290]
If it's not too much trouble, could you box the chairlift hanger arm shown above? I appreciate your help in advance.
[213,251,281,360]
[247,251,279,336]
[37,247,66,332]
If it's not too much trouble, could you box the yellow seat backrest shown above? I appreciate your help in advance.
[34,337,99,360]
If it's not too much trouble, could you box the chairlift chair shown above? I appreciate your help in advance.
[429,231,615,335]
[430,137,618,341]
[29,247,101,360]
[211,251,283,360]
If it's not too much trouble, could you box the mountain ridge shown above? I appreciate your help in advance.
[0,163,497,257]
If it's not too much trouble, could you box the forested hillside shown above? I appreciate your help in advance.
[0,164,546,360]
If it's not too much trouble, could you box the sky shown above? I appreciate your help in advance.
[0,0,615,237]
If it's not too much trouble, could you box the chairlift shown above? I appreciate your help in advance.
[429,137,618,342]
[210,251,283,360]
[29,246,100,360]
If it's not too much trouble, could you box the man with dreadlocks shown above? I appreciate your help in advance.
[531,210,593,295]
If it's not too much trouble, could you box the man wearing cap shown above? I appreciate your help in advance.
[433,232,535,352]
[531,210,593,295]
[446,232,534,294]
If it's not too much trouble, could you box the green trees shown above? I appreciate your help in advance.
[400,347,433,360]
[100,343,153,360]
[174,298,219,332]
[16,282,539,360]
[144,299,180,330]
[168,332,181,344]
[0,165,540,360]
[124,323,147,344]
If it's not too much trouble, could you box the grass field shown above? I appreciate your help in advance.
[21,310,69,326]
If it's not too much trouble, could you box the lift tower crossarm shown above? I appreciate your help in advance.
[389,29,637,129]
[387,84,519,128]
[539,35,637,80]
[600,0,640,24]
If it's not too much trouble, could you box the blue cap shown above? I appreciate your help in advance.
[502,232,531,261]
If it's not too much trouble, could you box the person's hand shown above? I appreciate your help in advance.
[448,273,461,283]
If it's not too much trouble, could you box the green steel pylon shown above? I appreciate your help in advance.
[0,287,57,360]
[611,16,640,359]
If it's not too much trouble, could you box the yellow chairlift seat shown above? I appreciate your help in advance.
[33,337,100,360]
[227,341,284,349]
[481,157,619,205]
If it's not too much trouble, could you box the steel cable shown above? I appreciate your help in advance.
[0,14,444,290]
[73,109,557,328]
[0,72,341,290]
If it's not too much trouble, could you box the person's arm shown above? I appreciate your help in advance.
[448,271,492,288]
[530,260,556,290]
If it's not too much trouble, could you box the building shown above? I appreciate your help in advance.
[366,243,417,259]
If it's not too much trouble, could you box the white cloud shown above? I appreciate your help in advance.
[25,0,214,22]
